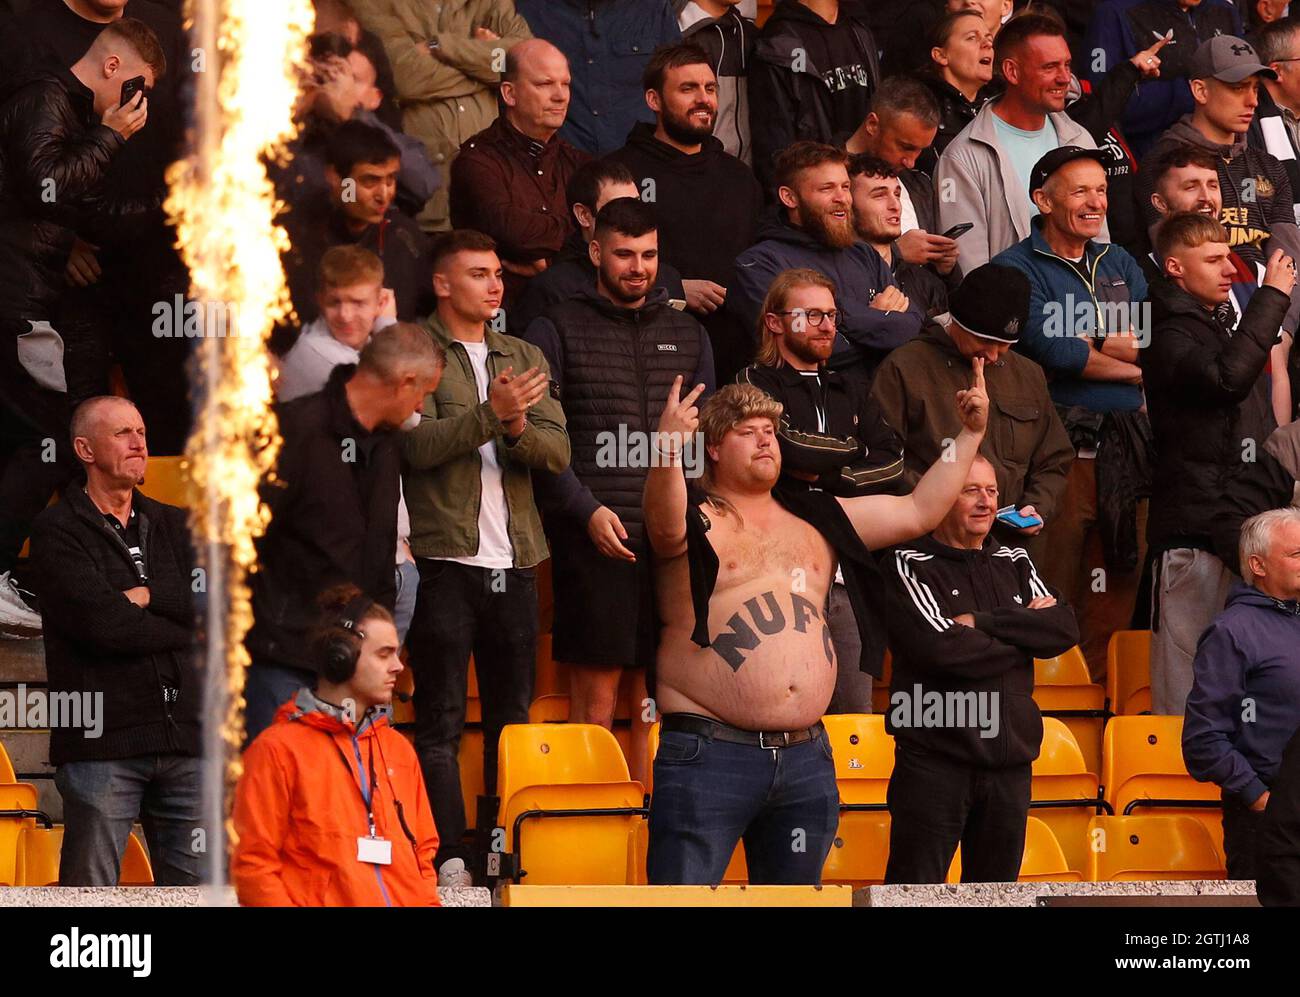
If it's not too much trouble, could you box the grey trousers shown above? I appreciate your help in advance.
[1150,548,1235,716]
[827,583,872,714]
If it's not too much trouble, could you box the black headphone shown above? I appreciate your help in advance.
[319,593,375,684]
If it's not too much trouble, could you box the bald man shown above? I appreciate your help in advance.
[449,38,591,304]
[28,396,202,886]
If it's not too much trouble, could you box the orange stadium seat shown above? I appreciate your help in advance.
[1031,718,1106,875]
[0,781,44,886]
[14,826,153,886]
[1034,647,1107,773]
[0,743,14,784]
[138,455,194,508]
[1087,815,1225,881]
[1103,715,1223,853]
[496,723,646,885]
[821,714,893,887]
[1107,630,1152,716]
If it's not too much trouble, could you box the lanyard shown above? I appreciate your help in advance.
[333,735,380,838]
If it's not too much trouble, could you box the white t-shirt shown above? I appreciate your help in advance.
[898,181,920,236]
[441,340,515,569]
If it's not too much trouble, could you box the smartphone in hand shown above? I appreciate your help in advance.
[119,75,146,108]
[995,505,1043,530]
[943,222,975,240]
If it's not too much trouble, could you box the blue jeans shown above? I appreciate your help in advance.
[647,722,840,885]
[244,663,314,744]
[55,755,203,886]
[393,558,419,644]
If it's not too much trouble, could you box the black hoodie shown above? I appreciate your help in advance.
[750,0,881,192]
[608,121,763,288]
[882,532,1079,768]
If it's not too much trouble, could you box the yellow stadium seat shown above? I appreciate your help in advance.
[944,817,1081,883]
[528,694,570,723]
[497,723,646,884]
[0,782,43,886]
[458,728,485,824]
[1034,647,1107,773]
[0,743,14,784]
[1087,815,1225,881]
[1019,817,1083,882]
[1031,718,1105,875]
[1103,715,1223,852]
[15,827,153,886]
[1107,630,1152,716]
[646,722,747,881]
[819,715,893,887]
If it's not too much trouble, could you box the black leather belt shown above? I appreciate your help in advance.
[661,713,823,749]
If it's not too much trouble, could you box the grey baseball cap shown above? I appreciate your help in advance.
[1187,35,1277,83]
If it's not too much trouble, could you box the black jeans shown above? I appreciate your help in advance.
[884,742,1032,884]
[647,723,840,885]
[407,560,536,866]
[1222,791,1265,881]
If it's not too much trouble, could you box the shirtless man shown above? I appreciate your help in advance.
[643,362,990,885]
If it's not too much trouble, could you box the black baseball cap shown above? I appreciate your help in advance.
[1029,145,1109,195]
[949,264,1030,344]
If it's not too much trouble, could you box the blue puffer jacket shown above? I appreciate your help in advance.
[1184,582,1300,805]
[993,220,1148,414]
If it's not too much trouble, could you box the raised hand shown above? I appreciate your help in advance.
[955,356,989,434]
[656,374,706,450]
[1263,248,1297,296]
[102,91,148,140]
[1130,32,1169,79]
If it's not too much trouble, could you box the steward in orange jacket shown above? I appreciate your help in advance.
[232,689,441,907]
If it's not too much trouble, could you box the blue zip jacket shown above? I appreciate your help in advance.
[516,0,680,155]
[993,221,1147,413]
[1184,582,1300,805]
[1084,0,1241,158]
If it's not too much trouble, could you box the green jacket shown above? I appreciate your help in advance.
[403,314,569,567]
[352,0,532,229]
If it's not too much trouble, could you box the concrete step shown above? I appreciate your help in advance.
[0,638,45,683]
[1,727,53,778]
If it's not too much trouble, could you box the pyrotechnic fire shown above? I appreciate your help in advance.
[165,0,314,885]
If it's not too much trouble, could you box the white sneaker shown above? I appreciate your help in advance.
[0,571,41,639]
[437,857,473,888]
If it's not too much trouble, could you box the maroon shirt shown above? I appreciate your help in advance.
[449,115,590,299]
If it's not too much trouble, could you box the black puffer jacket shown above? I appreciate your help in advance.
[1142,276,1291,555]
[0,67,127,320]
[524,287,714,548]
[914,73,999,178]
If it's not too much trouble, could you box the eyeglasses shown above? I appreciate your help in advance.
[773,308,838,328]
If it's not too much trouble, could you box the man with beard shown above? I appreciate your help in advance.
[524,197,714,785]
[731,141,924,383]
[642,357,989,885]
[848,155,949,319]
[736,267,905,714]
[609,42,762,383]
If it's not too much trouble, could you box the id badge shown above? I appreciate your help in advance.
[357,836,392,865]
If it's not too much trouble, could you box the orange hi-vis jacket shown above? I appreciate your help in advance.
[232,690,441,907]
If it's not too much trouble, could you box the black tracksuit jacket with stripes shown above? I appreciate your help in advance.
[882,532,1079,768]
